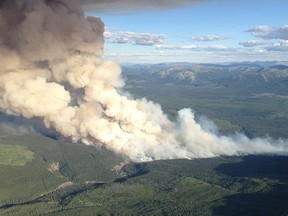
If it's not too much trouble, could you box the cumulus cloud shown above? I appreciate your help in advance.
[104,28,115,39]
[266,40,288,52]
[247,25,288,40]
[156,44,231,51]
[245,25,288,52]
[192,34,230,42]
[239,40,267,47]
[105,30,165,46]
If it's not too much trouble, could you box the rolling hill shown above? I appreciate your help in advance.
[122,62,288,90]
[1,135,288,216]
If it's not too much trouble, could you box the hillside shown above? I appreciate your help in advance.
[122,62,288,90]
[0,138,288,216]
[0,133,124,207]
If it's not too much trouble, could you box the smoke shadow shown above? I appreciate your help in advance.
[215,155,288,181]
[0,112,59,139]
[213,183,288,216]
[213,155,288,216]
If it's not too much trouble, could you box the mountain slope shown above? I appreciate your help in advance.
[1,155,288,215]
[122,62,288,89]
[0,133,124,205]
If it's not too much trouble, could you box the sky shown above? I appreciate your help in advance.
[86,0,288,64]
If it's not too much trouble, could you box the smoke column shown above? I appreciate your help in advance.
[0,0,287,161]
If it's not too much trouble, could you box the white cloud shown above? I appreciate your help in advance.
[103,31,114,39]
[192,34,230,42]
[155,44,230,51]
[239,40,267,47]
[104,45,288,63]
[245,25,288,52]
[266,40,288,52]
[247,25,288,40]
[105,30,166,46]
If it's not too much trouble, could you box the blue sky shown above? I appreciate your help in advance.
[86,0,288,63]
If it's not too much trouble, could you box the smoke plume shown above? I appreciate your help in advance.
[0,0,287,161]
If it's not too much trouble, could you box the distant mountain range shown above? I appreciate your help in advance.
[122,62,288,88]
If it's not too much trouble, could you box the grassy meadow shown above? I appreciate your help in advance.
[0,144,34,166]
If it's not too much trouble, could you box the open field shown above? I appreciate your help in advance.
[0,144,34,166]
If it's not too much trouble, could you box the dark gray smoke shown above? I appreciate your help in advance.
[80,0,200,11]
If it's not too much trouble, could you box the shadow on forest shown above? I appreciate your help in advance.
[216,156,288,180]
[213,156,288,216]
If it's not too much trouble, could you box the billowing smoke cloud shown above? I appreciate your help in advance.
[0,0,288,162]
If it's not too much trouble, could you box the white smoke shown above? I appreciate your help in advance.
[0,0,287,162]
